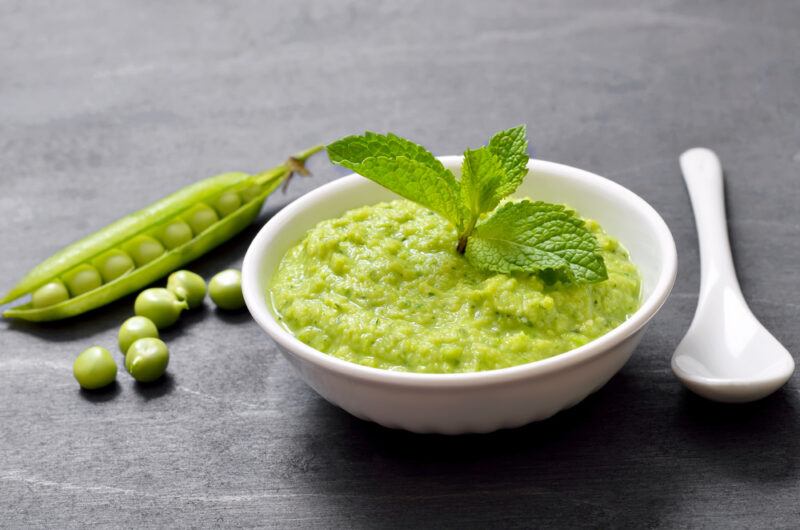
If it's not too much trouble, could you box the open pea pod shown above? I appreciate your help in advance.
[2,145,323,321]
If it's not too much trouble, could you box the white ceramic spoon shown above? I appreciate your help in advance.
[672,148,794,402]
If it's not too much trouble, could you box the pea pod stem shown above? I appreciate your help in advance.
[2,145,323,321]
[255,144,324,190]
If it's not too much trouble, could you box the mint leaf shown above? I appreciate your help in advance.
[460,126,530,217]
[487,125,529,198]
[457,125,530,249]
[329,132,443,168]
[460,146,507,217]
[326,126,608,286]
[465,200,608,284]
[327,132,465,230]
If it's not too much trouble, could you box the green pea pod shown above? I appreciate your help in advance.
[2,145,323,321]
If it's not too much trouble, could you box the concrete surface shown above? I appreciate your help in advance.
[1,0,799,527]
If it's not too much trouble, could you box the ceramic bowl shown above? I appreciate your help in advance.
[242,157,677,434]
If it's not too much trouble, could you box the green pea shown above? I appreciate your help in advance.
[166,270,207,309]
[213,192,242,218]
[73,346,117,390]
[118,315,160,354]
[125,338,169,383]
[134,288,188,329]
[63,264,103,297]
[160,220,194,250]
[97,250,135,282]
[186,204,219,235]
[209,269,245,310]
[31,281,70,308]
[239,185,262,204]
[128,236,165,266]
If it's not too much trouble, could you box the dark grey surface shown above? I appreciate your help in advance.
[1,0,799,527]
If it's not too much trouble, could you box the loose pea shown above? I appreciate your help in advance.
[186,204,219,235]
[125,338,169,383]
[134,288,188,328]
[213,192,242,218]
[31,281,70,308]
[97,250,135,282]
[160,220,194,250]
[128,235,165,266]
[63,264,103,297]
[209,269,245,310]
[166,270,207,309]
[73,346,117,390]
[118,315,160,354]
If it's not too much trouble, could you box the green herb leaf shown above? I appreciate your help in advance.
[457,126,530,247]
[327,132,465,230]
[460,146,507,217]
[327,126,607,286]
[487,125,529,199]
[465,200,608,284]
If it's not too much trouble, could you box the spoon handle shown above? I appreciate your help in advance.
[679,148,745,302]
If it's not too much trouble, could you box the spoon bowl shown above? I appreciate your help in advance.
[672,285,795,403]
[671,148,794,403]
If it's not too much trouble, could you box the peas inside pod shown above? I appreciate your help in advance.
[3,145,322,321]
[213,191,242,217]
[126,236,165,267]
[97,250,135,282]
[160,220,194,250]
[73,346,117,390]
[185,203,220,235]
[31,281,70,309]
[63,265,103,297]
[209,269,245,310]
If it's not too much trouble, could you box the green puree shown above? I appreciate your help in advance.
[270,199,641,374]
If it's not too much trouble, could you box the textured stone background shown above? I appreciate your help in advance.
[1,0,799,527]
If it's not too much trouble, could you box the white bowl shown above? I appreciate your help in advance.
[242,157,677,434]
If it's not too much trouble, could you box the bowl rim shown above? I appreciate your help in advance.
[242,156,677,388]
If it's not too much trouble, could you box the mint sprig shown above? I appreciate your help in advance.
[466,200,608,283]
[326,132,466,232]
[326,126,608,284]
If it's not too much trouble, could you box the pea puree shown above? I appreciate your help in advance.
[270,200,640,373]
